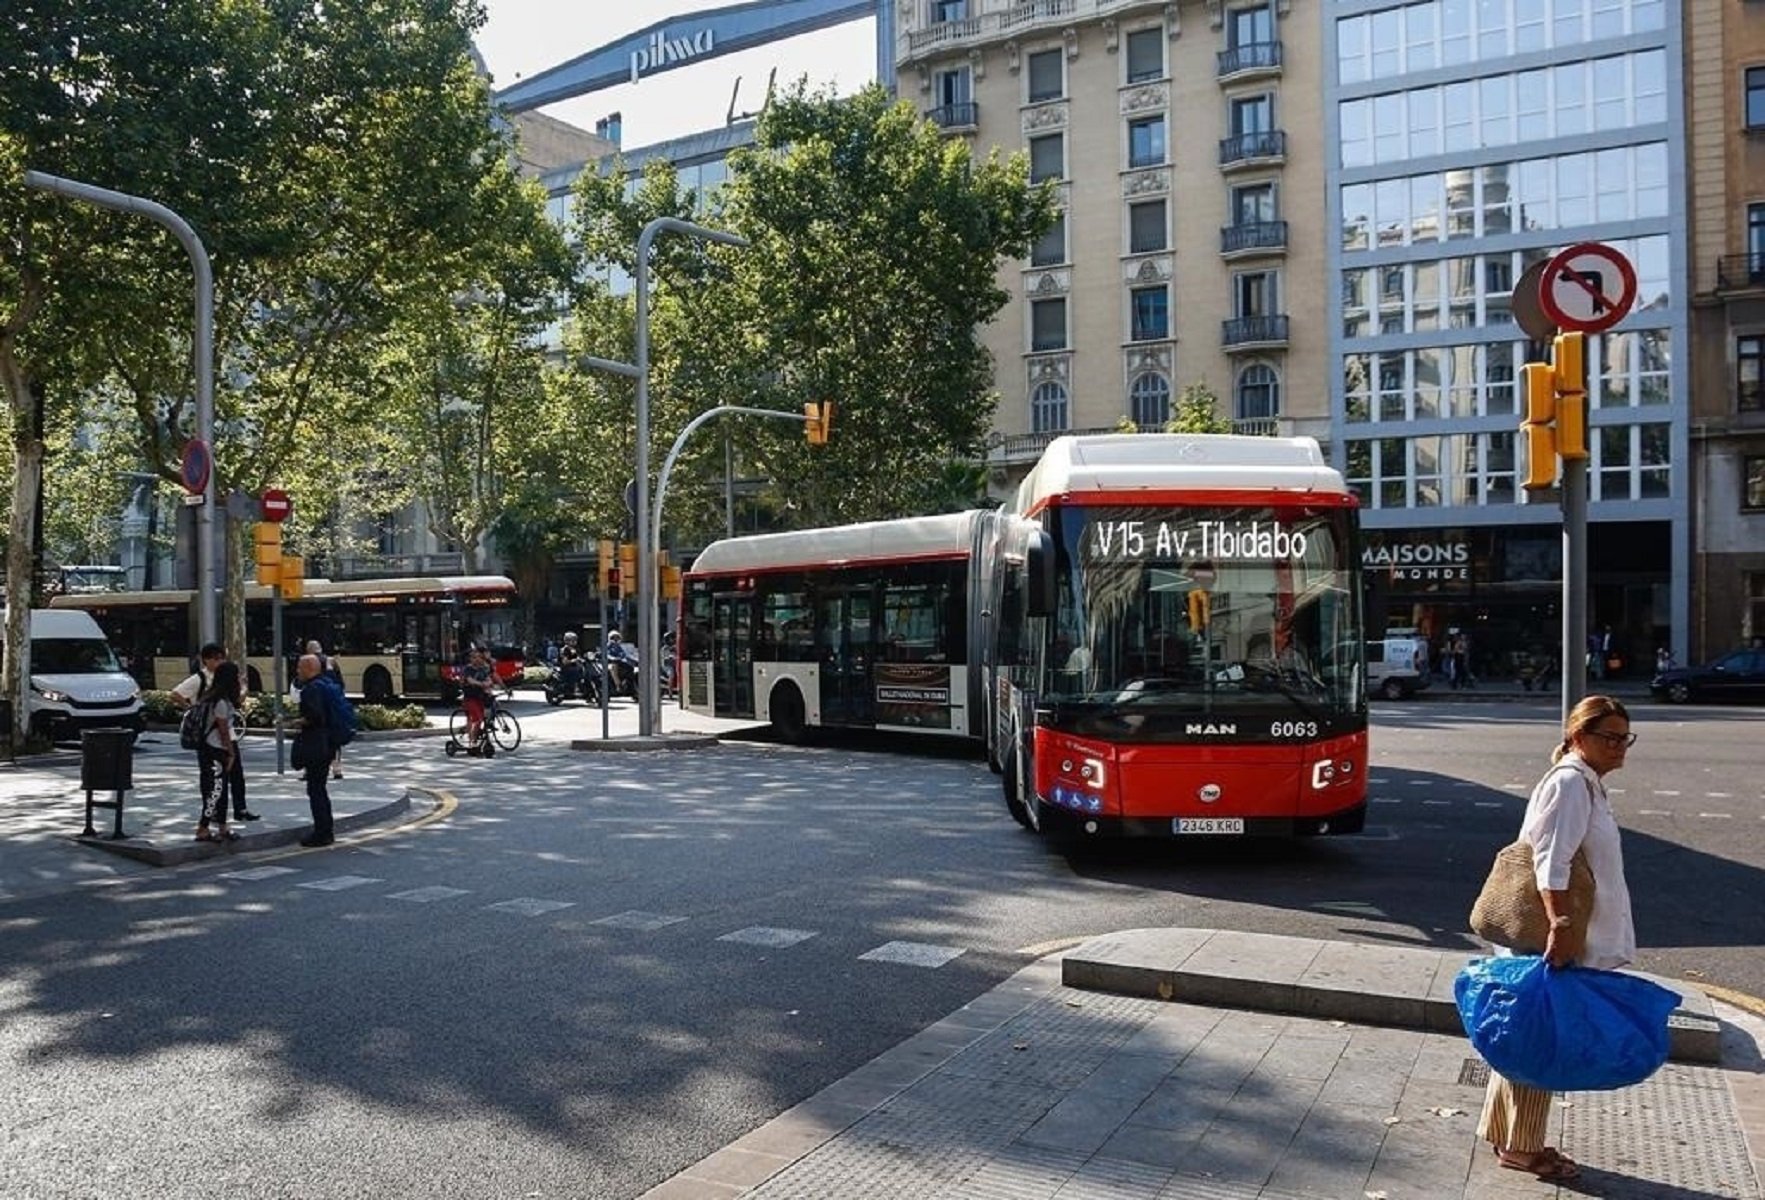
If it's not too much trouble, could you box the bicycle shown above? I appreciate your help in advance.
[445,693,522,756]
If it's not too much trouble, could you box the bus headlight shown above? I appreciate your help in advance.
[1079,757,1105,786]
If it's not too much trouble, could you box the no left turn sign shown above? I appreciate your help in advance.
[1539,242,1637,335]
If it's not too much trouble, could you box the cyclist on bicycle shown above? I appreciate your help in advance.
[461,645,496,752]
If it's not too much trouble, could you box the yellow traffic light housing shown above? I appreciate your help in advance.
[597,539,615,593]
[1520,363,1559,491]
[1552,332,1588,460]
[1186,589,1211,631]
[280,553,304,601]
[254,522,282,587]
[614,542,636,599]
[804,401,834,445]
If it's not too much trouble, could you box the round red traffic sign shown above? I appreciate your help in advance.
[1538,242,1637,335]
[180,439,211,496]
[260,488,292,522]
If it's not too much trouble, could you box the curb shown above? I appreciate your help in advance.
[74,792,412,866]
[1060,928,1723,1065]
[570,733,719,752]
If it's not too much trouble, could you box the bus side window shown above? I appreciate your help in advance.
[996,567,1026,665]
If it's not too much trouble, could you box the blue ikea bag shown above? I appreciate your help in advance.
[1455,955,1679,1092]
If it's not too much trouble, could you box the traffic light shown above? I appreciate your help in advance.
[804,401,834,445]
[597,539,615,593]
[1552,332,1587,460]
[616,542,636,599]
[658,551,682,602]
[1521,363,1558,491]
[1186,589,1211,631]
[254,522,282,587]
[280,553,304,601]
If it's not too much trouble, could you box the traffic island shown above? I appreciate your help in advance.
[73,785,413,867]
[569,732,719,752]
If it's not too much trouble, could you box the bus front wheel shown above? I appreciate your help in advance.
[363,667,395,706]
[771,682,808,744]
[1002,744,1032,829]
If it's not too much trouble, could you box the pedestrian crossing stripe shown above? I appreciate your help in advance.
[858,941,966,968]
[485,898,577,917]
[387,886,471,903]
[220,866,300,881]
[718,926,818,948]
[296,875,383,891]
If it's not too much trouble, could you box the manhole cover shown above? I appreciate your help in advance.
[1459,1058,1490,1087]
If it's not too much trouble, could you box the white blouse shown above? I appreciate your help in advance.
[1519,751,1636,971]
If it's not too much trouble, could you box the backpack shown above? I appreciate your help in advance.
[179,698,215,752]
[316,675,358,747]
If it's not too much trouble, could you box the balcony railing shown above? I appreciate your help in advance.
[1218,129,1286,167]
[907,15,983,51]
[1216,42,1283,78]
[1220,220,1288,255]
[987,424,1120,463]
[1716,254,1765,291]
[929,101,979,131]
[1232,417,1280,437]
[1221,314,1289,347]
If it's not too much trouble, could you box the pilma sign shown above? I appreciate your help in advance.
[630,27,716,83]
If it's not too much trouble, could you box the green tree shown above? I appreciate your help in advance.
[1165,380,1236,435]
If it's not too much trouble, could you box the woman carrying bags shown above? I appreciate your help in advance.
[1476,694,1638,1183]
[195,661,246,843]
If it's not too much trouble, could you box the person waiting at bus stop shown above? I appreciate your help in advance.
[174,642,258,824]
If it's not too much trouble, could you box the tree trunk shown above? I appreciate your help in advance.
[222,509,248,674]
[0,342,43,747]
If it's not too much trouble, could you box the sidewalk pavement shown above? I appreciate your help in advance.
[1402,678,1655,703]
[0,730,416,900]
[646,930,1765,1200]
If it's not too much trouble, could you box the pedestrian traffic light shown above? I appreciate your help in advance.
[1520,363,1559,491]
[597,539,615,593]
[804,401,833,445]
[280,553,304,601]
[254,522,282,587]
[1186,589,1211,631]
[1552,332,1588,461]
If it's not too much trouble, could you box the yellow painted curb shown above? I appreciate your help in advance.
[1695,979,1765,1020]
[261,786,458,863]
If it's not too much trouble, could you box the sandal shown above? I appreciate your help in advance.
[1498,1147,1580,1182]
[194,827,219,843]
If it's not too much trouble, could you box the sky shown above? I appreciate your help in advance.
[475,0,879,149]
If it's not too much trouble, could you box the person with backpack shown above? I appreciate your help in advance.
[193,662,246,843]
[306,639,347,781]
[174,642,258,824]
[293,653,339,847]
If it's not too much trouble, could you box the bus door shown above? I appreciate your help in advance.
[402,610,446,696]
[711,593,754,717]
[817,587,875,726]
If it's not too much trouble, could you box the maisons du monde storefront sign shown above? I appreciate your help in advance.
[1361,536,1473,584]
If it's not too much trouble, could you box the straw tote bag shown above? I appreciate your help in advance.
[1470,840,1595,954]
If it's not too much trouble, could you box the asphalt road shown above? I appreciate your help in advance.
[0,696,1759,1198]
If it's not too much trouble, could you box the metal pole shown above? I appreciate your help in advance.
[724,426,735,539]
[273,587,286,774]
[599,593,610,741]
[1562,447,1589,724]
[22,171,217,645]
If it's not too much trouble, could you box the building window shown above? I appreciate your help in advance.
[1232,182,1275,225]
[1130,286,1169,341]
[1235,270,1275,317]
[933,0,967,22]
[1130,373,1170,427]
[934,66,971,110]
[1027,49,1063,103]
[1746,457,1765,511]
[1748,67,1765,130]
[1031,298,1067,351]
[1029,133,1063,183]
[1740,336,1765,412]
[1749,573,1765,645]
[1031,381,1069,433]
[1229,4,1273,50]
[1750,204,1765,277]
[1129,200,1167,253]
[1231,94,1273,136]
[1031,213,1065,267]
[1126,28,1164,83]
[1237,364,1279,421]
[1128,115,1166,167]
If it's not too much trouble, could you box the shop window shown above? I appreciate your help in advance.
[1751,459,1765,511]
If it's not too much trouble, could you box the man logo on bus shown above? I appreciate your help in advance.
[1186,722,1237,736]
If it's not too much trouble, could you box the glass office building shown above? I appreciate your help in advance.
[1326,0,1686,681]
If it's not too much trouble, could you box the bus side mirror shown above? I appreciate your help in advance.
[1026,530,1054,618]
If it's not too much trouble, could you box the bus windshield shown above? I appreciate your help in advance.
[1044,503,1363,735]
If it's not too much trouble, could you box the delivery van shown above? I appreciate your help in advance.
[6,609,145,741]
[1366,630,1431,700]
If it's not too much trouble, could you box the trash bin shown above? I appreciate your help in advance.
[80,727,135,793]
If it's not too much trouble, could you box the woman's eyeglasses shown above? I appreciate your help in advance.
[1587,730,1637,748]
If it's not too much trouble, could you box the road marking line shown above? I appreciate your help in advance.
[718,926,819,948]
[297,875,383,892]
[1638,809,1673,817]
[387,886,471,902]
[1453,782,1477,788]
[1371,798,1402,805]
[1607,788,1626,795]
[1707,792,1733,798]
[1369,777,1390,784]
[1698,813,1734,820]
[1408,780,1431,786]
[485,898,576,917]
[220,866,300,881]
[1422,800,1450,806]
[1653,790,1681,797]
[592,910,688,931]
[1474,801,1502,808]
[858,941,966,968]
[1503,783,1527,790]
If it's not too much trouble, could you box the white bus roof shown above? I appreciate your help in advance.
[1011,434,1349,515]
[50,575,516,607]
[689,511,982,576]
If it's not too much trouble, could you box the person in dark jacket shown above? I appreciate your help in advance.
[295,653,334,847]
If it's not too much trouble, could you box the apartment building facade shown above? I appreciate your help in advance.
[1687,0,1765,660]
[1327,0,1685,679]
[895,0,1330,481]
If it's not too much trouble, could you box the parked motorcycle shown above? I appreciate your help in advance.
[542,659,603,706]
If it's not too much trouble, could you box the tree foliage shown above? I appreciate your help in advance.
[1165,380,1236,435]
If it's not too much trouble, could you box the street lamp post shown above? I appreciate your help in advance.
[581,217,747,736]
[22,171,218,645]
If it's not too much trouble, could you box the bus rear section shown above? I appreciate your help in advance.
[992,435,1369,838]
[681,512,989,741]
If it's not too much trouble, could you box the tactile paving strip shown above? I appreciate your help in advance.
[1560,1062,1763,1198]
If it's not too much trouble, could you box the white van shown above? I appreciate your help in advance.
[1366,631,1431,700]
[8,609,144,740]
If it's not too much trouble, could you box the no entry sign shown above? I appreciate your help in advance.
[1539,242,1637,335]
[260,488,292,522]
